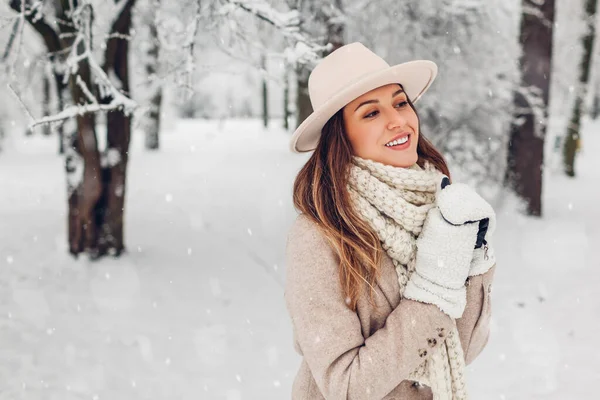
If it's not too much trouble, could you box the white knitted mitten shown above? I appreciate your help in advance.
[436,181,497,278]
[403,207,479,319]
[436,182,495,229]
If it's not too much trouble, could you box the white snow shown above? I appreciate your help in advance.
[0,117,599,399]
[102,147,122,168]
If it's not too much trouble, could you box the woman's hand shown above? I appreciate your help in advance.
[436,177,497,277]
[435,177,496,242]
[403,176,495,319]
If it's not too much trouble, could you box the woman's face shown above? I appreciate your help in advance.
[343,84,419,168]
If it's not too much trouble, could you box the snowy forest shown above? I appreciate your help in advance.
[0,0,599,398]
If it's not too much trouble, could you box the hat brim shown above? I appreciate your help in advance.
[290,60,437,153]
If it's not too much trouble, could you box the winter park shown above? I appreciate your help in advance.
[0,0,599,399]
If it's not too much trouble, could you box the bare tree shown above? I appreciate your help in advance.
[141,0,162,150]
[97,0,136,256]
[8,0,71,152]
[592,80,600,119]
[261,52,268,128]
[505,0,556,216]
[563,0,598,177]
[5,0,327,257]
[283,58,291,130]
[41,69,51,136]
[7,0,137,258]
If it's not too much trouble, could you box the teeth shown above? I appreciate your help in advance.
[386,136,409,147]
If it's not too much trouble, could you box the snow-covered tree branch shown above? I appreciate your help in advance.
[222,0,330,67]
[7,0,138,130]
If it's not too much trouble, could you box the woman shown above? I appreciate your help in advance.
[284,42,497,400]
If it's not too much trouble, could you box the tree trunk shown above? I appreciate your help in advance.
[11,0,135,258]
[505,0,555,216]
[563,0,598,177]
[283,62,290,130]
[56,72,67,155]
[96,0,136,256]
[592,82,600,119]
[262,53,269,128]
[144,0,161,150]
[52,0,104,257]
[9,0,92,252]
[295,65,312,128]
[42,72,52,136]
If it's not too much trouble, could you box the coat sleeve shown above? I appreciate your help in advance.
[284,215,454,400]
[456,265,496,365]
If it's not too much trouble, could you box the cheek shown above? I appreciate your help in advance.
[358,128,376,147]
[345,124,360,148]
[408,110,419,129]
[346,123,375,154]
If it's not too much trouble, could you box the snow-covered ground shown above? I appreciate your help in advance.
[0,118,598,399]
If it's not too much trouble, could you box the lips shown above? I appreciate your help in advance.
[384,132,411,149]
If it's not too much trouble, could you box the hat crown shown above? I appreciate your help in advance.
[308,42,390,109]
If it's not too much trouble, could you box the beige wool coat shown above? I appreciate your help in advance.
[284,214,496,400]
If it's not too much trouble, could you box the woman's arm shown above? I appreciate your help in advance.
[456,265,496,364]
[284,215,454,400]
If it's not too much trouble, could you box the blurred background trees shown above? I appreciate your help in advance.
[1,0,598,257]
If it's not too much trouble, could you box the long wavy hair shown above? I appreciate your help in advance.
[292,92,451,311]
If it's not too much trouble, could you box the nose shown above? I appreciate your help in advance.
[386,109,407,131]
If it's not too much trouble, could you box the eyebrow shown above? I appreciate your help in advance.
[354,88,405,112]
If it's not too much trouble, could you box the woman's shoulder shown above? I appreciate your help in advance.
[285,213,339,293]
[286,213,336,265]
[287,213,325,243]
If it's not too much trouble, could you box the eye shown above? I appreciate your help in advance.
[395,101,408,109]
[364,110,379,119]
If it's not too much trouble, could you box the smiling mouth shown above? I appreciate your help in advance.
[384,133,411,148]
[385,137,409,147]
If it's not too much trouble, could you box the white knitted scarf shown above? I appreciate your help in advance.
[347,156,468,400]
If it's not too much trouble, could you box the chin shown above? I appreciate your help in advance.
[386,151,418,168]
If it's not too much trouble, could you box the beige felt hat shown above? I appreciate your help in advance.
[290,42,438,153]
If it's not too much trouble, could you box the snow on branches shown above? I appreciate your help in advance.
[6,0,138,130]
[222,0,331,67]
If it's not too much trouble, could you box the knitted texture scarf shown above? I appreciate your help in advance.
[347,156,468,400]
